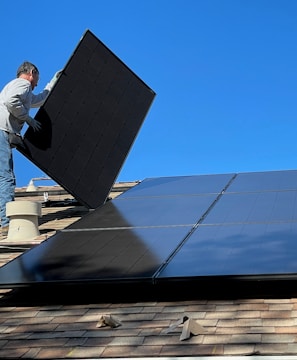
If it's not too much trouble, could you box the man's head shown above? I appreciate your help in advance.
[17,61,39,90]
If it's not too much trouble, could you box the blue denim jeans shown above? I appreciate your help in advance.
[0,130,15,227]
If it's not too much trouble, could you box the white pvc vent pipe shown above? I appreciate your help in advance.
[6,201,41,241]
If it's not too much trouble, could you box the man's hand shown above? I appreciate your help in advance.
[27,118,41,131]
[45,69,63,91]
[8,133,25,149]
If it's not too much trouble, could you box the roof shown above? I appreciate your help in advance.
[0,182,297,358]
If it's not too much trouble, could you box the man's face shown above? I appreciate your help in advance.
[30,70,39,90]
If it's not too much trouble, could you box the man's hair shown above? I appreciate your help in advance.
[16,61,39,77]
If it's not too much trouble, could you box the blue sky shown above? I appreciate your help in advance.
[1,0,297,187]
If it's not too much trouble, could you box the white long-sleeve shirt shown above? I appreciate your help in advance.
[0,78,49,134]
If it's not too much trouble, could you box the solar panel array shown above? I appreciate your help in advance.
[1,170,297,297]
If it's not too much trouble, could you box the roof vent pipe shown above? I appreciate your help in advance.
[6,201,41,241]
[26,177,52,192]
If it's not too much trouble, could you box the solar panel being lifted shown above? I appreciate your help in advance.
[18,30,156,209]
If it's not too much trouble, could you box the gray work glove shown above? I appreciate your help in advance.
[27,117,41,131]
[45,70,63,91]
[8,133,25,149]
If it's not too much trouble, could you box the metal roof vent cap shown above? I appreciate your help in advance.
[26,179,37,192]
[6,201,41,241]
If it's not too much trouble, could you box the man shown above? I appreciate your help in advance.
[0,61,60,236]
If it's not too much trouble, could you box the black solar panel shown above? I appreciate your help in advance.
[226,170,297,192]
[119,173,235,198]
[159,222,297,278]
[0,227,193,285]
[1,170,297,298]
[18,30,156,209]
